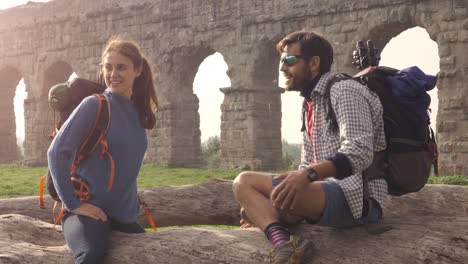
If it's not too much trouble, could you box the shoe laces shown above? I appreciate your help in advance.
[270,236,298,263]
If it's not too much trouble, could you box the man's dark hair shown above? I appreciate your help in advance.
[276,31,334,73]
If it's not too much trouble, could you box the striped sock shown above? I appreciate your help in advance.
[264,222,291,246]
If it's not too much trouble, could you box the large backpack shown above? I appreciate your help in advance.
[39,78,157,230]
[39,78,114,224]
[40,78,110,201]
[326,40,438,196]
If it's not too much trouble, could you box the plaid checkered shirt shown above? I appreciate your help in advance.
[299,72,388,219]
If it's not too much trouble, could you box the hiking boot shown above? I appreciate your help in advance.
[271,235,313,264]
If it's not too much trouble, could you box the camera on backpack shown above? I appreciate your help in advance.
[352,40,381,70]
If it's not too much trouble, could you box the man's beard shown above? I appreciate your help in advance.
[284,82,301,92]
[285,76,316,98]
[285,73,321,99]
[285,78,313,92]
[284,66,313,93]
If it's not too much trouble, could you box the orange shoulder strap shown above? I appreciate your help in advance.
[138,194,157,231]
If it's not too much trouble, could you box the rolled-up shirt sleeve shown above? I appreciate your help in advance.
[47,96,98,211]
[325,152,352,179]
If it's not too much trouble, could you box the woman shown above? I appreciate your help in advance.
[47,36,159,264]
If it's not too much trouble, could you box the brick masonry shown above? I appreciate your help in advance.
[0,0,466,173]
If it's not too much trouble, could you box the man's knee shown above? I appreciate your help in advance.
[232,171,255,198]
[233,171,273,200]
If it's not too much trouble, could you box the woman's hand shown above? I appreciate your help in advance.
[72,203,108,221]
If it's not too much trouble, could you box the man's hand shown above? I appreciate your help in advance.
[72,203,108,221]
[270,170,310,211]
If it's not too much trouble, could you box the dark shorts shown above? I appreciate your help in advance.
[272,175,382,228]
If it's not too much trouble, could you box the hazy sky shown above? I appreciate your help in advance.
[0,0,49,10]
[5,1,439,145]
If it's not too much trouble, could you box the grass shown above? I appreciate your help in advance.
[427,175,468,185]
[0,164,48,198]
[0,164,466,199]
[137,164,239,188]
[0,164,241,199]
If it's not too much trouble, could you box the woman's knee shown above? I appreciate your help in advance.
[62,215,111,264]
[72,233,109,264]
[74,246,106,264]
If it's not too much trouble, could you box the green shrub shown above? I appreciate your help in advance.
[201,136,221,168]
[282,140,301,170]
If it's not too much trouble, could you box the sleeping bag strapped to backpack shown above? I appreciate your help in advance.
[327,40,438,196]
[48,78,107,139]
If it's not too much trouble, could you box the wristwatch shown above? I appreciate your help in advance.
[305,166,319,182]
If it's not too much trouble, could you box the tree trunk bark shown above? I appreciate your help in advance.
[0,179,240,227]
[0,181,467,264]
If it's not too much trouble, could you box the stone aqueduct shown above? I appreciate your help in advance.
[0,0,466,175]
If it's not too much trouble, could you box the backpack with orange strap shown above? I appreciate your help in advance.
[39,78,157,230]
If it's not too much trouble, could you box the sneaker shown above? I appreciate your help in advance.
[271,235,313,264]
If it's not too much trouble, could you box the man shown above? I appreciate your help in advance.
[232,31,387,263]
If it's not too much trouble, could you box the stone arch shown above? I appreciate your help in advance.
[368,23,417,61]
[193,51,230,144]
[42,61,74,98]
[1,0,466,174]
[148,46,222,167]
[251,39,282,89]
[23,60,74,165]
[0,66,22,162]
[219,39,284,169]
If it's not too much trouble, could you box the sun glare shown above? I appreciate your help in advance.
[0,0,50,10]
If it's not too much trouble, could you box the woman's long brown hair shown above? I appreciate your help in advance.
[100,36,159,129]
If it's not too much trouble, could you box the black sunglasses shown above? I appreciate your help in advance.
[280,55,310,67]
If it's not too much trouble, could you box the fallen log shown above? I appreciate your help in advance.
[0,181,467,263]
[0,213,466,264]
[1,181,467,227]
[0,179,241,227]
[384,183,468,218]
